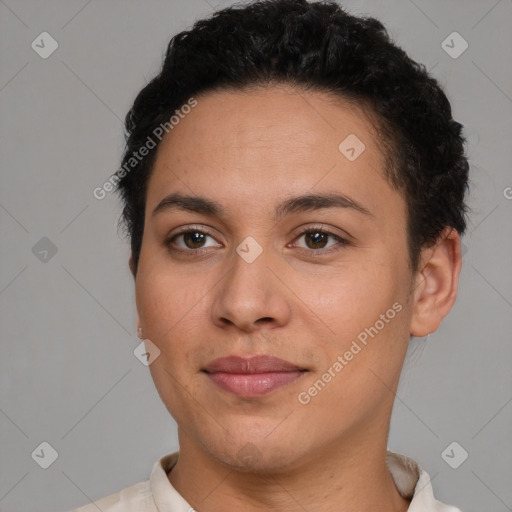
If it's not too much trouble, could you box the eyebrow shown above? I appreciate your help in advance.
[151,191,373,220]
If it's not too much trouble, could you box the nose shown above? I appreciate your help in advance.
[211,246,292,333]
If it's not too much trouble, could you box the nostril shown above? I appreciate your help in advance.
[256,317,274,325]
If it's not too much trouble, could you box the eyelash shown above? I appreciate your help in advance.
[164,224,349,257]
[291,225,348,255]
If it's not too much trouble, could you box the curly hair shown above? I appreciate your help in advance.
[115,0,469,275]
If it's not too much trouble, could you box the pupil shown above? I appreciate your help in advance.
[307,232,326,249]
[185,232,205,248]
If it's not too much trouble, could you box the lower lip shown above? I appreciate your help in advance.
[205,371,305,397]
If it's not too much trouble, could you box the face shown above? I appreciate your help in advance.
[133,85,419,472]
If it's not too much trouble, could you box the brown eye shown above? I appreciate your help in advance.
[292,228,348,255]
[304,231,329,249]
[165,228,221,254]
[182,232,207,249]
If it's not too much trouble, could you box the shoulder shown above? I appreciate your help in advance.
[71,479,154,511]
[386,451,463,512]
[70,452,180,512]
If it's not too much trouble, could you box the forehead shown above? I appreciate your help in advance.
[146,85,402,223]
[155,84,382,165]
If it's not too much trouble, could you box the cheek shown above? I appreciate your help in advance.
[307,262,399,334]
[298,307,410,435]
[305,258,410,388]
[135,259,204,340]
[138,268,207,420]
[134,256,219,390]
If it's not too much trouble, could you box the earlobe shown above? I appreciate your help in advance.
[410,228,462,338]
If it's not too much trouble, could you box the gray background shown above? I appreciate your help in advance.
[0,0,511,511]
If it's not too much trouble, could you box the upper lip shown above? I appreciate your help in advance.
[203,355,305,374]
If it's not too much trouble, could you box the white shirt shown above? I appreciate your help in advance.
[71,451,462,511]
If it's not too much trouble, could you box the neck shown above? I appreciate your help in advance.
[167,427,410,512]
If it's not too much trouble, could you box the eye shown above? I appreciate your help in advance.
[165,228,221,254]
[291,226,348,254]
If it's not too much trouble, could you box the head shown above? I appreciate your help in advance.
[116,0,469,472]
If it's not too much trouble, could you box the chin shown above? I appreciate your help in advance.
[204,431,308,475]
[216,446,294,474]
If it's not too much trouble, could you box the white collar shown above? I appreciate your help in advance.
[149,450,461,511]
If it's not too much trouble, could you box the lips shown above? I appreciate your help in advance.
[203,355,307,397]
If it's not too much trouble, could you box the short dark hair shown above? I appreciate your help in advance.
[116,0,469,275]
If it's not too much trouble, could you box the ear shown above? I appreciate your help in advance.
[410,227,462,337]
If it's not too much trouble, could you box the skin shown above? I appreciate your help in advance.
[129,84,462,512]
